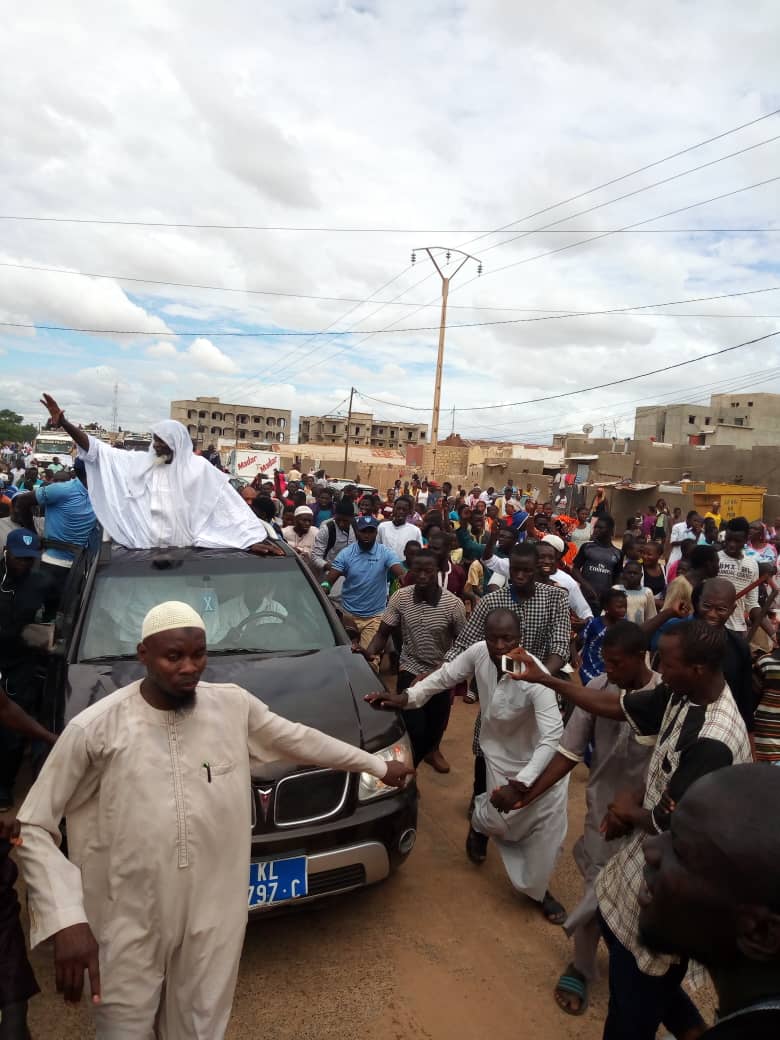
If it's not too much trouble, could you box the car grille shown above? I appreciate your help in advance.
[275,769,349,826]
[307,864,366,897]
[252,769,350,831]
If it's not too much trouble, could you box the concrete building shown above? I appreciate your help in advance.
[170,397,291,447]
[634,392,780,449]
[298,412,427,449]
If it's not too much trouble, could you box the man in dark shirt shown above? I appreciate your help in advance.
[573,515,622,611]
[0,529,53,807]
[639,764,780,1038]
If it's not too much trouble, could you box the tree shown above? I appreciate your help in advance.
[0,409,37,443]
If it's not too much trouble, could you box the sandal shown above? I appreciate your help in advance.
[554,964,589,1016]
[465,826,488,864]
[540,890,567,925]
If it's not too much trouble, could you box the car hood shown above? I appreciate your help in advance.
[65,645,404,753]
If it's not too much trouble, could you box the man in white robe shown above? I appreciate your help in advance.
[367,607,568,922]
[39,394,281,553]
[16,601,413,1038]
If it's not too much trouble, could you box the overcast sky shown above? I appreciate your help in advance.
[2,0,779,444]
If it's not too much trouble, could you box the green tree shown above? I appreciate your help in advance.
[0,409,38,443]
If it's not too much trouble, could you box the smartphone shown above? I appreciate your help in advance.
[501,655,525,676]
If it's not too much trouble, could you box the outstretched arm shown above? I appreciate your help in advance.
[40,394,89,452]
[0,685,57,746]
[508,649,626,720]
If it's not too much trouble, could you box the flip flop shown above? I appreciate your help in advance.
[540,891,567,925]
[554,964,589,1016]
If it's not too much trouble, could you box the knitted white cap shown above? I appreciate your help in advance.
[141,601,206,641]
[541,534,565,554]
[294,505,313,517]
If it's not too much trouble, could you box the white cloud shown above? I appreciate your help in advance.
[186,337,237,373]
[1,1,779,442]
[145,341,179,359]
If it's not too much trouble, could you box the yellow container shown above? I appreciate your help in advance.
[693,483,766,523]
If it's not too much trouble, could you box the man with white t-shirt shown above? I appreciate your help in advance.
[718,517,761,633]
[667,510,704,567]
[376,496,423,557]
[539,536,593,622]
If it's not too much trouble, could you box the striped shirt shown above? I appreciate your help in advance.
[755,651,780,762]
[381,587,466,676]
[596,681,751,976]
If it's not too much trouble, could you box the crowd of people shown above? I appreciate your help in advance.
[1,405,779,1039]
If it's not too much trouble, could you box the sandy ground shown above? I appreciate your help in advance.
[17,698,714,1039]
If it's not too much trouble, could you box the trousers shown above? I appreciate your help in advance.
[397,672,451,765]
[599,914,703,1040]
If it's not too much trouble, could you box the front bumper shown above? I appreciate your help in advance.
[248,784,417,913]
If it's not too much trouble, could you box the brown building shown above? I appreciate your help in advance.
[170,397,291,447]
[298,412,427,449]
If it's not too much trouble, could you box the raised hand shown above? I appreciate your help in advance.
[40,393,64,426]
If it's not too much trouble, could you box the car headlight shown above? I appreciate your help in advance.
[358,733,414,802]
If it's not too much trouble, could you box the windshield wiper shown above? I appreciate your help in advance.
[207,648,319,657]
[78,654,138,664]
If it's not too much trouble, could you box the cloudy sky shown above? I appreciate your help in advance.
[2,0,779,445]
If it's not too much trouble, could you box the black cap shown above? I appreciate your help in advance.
[335,500,355,517]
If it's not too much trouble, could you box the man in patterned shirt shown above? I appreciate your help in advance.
[514,619,751,1040]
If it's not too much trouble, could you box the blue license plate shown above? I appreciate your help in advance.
[248,856,308,908]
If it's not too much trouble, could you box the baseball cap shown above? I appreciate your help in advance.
[541,534,565,554]
[356,516,379,530]
[294,505,313,517]
[6,528,41,558]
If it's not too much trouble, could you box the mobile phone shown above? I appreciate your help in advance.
[501,655,525,676]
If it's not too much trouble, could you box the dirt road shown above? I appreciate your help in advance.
[20,698,616,1039]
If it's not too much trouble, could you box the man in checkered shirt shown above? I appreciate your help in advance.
[513,619,751,1040]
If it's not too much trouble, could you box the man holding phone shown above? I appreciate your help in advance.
[366,607,568,924]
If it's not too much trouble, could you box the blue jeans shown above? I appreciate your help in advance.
[599,913,704,1040]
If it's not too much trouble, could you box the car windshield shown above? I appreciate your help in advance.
[79,557,338,661]
[34,439,72,455]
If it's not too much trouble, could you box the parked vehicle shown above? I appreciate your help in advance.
[31,431,75,467]
[47,541,417,912]
[326,480,378,496]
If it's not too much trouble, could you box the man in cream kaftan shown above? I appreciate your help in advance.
[16,603,411,1039]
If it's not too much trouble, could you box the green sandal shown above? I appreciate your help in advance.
[554,964,589,1016]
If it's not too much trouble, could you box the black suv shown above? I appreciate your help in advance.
[48,542,417,911]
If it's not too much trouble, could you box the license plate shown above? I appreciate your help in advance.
[248,856,308,908]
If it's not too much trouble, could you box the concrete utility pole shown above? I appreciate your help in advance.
[411,247,481,479]
[343,386,355,478]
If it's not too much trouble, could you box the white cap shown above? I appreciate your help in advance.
[294,505,313,517]
[541,534,565,554]
[141,601,206,641]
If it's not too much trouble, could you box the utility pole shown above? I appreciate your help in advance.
[111,382,119,434]
[411,247,481,479]
[450,405,455,435]
[343,386,355,478]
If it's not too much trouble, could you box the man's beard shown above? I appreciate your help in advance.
[152,452,173,466]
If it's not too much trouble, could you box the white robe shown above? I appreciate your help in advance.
[405,643,568,901]
[78,421,273,550]
[16,680,387,1039]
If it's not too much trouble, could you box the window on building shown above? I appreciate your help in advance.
[332,425,337,434]
[734,418,744,426]
[354,426,361,435]
[748,401,753,407]
[705,416,711,424]
[688,415,695,424]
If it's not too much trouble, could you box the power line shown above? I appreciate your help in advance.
[4,107,778,239]
[475,133,780,259]
[457,106,780,251]
[0,214,776,233]
[455,174,780,291]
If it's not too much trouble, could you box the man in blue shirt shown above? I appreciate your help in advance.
[321,516,405,656]
[16,473,97,611]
